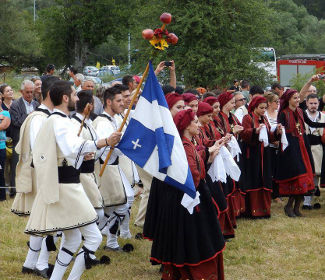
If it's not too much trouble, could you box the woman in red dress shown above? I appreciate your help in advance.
[183,92,199,113]
[276,89,325,217]
[197,100,235,239]
[216,92,244,226]
[144,109,225,280]
[165,93,185,117]
[239,96,282,218]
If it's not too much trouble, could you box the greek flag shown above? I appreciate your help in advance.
[116,61,196,199]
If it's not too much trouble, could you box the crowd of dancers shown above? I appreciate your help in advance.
[1,62,325,279]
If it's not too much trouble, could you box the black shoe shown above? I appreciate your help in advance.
[314,203,321,209]
[22,266,35,274]
[35,263,54,278]
[284,205,296,218]
[35,268,49,278]
[302,205,313,210]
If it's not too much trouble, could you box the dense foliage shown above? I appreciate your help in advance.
[1,0,325,87]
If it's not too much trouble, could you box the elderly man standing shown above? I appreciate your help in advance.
[9,80,39,197]
[80,79,103,116]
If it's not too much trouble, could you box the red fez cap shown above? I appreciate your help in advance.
[183,93,198,104]
[197,101,213,117]
[165,93,183,109]
[217,91,234,109]
[279,89,298,113]
[203,96,218,106]
[248,96,267,113]
[174,109,195,135]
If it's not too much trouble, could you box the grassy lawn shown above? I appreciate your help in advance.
[1,194,325,280]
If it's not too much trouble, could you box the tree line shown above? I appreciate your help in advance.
[1,0,325,88]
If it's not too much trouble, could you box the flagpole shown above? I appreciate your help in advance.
[99,63,150,177]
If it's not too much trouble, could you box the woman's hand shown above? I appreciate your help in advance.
[256,124,264,134]
[208,146,221,163]
[276,124,283,135]
[233,125,243,134]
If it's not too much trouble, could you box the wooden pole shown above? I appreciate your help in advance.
[99,62,150,177]
[77,103,91,137]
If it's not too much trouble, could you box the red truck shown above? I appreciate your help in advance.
[277,54,325,86]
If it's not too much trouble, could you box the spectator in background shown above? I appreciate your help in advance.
[202,91,216,100]
[175,86,184,95]
[154,60,176,89]
[0,84,14,111]
[122,75,137,93]
[271,83,284,98]
[241,80,250,102]
[229,80,240,92]
[40,64,55,82]
[299,74,325,111]
[234,91,247,123]
[31,76,42,104]
[0,93,10,201]
[81,79,103,116]
[162,85,175,96]
[9,80,38,197]
[133,75,141,89]
[74,73,85,87]
[196,87,207,97]
[249,85,264,102]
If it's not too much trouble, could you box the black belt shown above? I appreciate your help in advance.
[58,166,80,183]
[99,157,119,165]
[80,159,95,173]
[308,135,322,146]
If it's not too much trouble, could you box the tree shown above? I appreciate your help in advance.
[131,0,273,88]
[293,0,325,20]
[0,0,43,68]
[36,0,135,70]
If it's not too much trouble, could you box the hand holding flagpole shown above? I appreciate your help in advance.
[99,64,150,176]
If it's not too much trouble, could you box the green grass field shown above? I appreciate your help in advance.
[1,194,325,280]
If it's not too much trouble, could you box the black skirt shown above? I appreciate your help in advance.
[144,178,225,266]
[239,142,273,192]
[206,175,228,214]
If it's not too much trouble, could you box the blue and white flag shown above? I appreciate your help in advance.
[116,61,196,199]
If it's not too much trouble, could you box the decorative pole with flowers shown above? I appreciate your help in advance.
[99,12,178,176]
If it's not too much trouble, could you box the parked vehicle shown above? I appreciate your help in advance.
[277,54,325,86]
[100,65,120,76]
[98,67,114,77]
[83,66,99,77]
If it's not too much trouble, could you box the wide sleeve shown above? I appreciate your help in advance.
[240,114,257,144]
[53,117,97,168]
[183,142,200,188]
[303,110,325,128]
[94,119,122,163]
